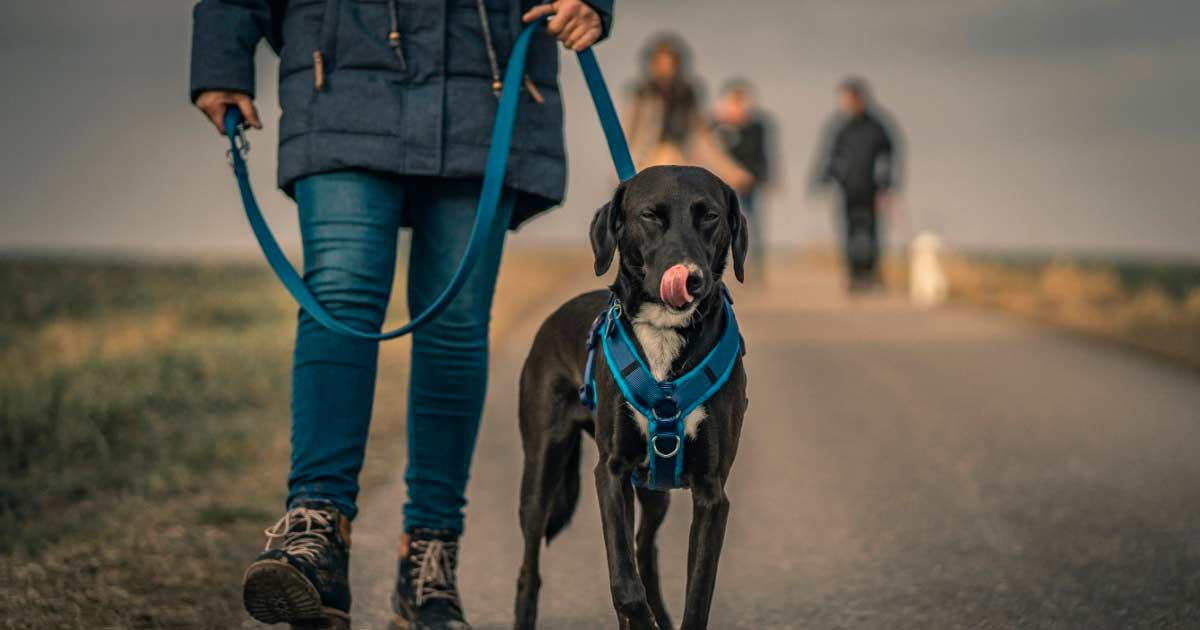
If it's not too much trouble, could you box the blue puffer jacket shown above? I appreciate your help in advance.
[190,0,614,228]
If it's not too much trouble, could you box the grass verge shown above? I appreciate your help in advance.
[0,249,588,629]
[881,252,1200,371]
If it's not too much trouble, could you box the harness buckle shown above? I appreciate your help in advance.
[651,434,681,458]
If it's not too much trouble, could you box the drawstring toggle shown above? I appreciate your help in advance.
[388,30,408,72]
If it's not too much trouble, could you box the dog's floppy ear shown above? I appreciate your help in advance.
[589,182,626,276]
[724,182,749,283]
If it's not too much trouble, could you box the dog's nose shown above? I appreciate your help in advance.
[686,271,704,295]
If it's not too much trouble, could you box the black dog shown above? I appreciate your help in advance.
[513,166,749,630]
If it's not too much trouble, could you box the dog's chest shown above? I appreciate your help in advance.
[628,304,706,438]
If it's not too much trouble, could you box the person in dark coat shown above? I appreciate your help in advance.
[190,1,612,628]
[712,78,773,283]
[811,76,902,291]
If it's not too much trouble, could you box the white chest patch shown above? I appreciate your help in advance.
[627,303,707,439]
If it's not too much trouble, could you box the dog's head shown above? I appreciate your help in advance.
[590,165,748,312]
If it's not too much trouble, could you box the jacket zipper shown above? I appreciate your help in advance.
[386,0,408,72]
[477,0,543,103]
[314,0,341,91]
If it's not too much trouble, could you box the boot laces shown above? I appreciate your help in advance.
[264,507,335,563]
[409,538,460,606]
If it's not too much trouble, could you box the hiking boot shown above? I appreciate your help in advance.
[242,501,352,629]
[390,529,470,630]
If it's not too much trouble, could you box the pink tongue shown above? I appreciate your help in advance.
[660,264,693,308]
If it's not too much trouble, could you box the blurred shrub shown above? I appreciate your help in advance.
[936,254,1200,370]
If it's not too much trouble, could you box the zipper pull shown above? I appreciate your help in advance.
[389,30,408,73]
[312,50,325,90]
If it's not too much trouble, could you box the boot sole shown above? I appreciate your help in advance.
[243,559,350,629]
[388,596,416,630]
[388,611,469,630]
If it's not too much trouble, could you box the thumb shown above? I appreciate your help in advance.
[236,96,262,129]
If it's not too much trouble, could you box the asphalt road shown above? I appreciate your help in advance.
[331,264,1200,629]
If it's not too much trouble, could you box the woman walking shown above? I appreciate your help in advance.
[623,33,751,191]
[190,1,612,628]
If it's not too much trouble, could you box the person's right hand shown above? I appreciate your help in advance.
[195,90,262,136]
[522,0,604,52]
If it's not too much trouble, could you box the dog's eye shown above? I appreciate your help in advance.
[703,210,721,223]
[639,210,661,224]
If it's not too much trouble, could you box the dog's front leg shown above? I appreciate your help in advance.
[595,458,659,630]
[679,475,730,630]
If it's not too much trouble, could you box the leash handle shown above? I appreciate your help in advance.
[224,18,634,340]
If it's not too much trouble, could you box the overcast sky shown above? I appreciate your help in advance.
[1,0,1197,257]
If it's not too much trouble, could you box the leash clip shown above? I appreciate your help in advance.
[225,124,250,166]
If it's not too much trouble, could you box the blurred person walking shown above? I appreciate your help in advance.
[623,33,752,191]
[713,78,774,283]
[811,77,902,292]
[189,1,612,628]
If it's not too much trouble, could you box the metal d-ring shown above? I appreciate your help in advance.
[604,300,622,336]
[651,434,680,458]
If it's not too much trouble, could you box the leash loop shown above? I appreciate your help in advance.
[223,17,633,340]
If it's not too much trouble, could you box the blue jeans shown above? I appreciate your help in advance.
[285,170,514,533]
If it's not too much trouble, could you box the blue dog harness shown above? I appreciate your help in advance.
[581,289,743,490]
[223,17,635,340]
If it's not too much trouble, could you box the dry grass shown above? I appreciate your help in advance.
[0,249,590,629]
[881,252,1200,371]
[0,258,294,629]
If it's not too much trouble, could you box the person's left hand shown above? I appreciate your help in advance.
[522,0,603,52]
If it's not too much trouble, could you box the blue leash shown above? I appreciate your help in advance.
[224,18,634,340]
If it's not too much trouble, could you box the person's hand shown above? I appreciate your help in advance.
[195,90,262,136]
[522,0,603,52]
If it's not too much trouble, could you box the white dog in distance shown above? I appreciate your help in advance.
[909,231,947,308]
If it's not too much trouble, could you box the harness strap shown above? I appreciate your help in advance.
[223,18,634,340]
[584,291,742,490]
[579,294,614,411]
